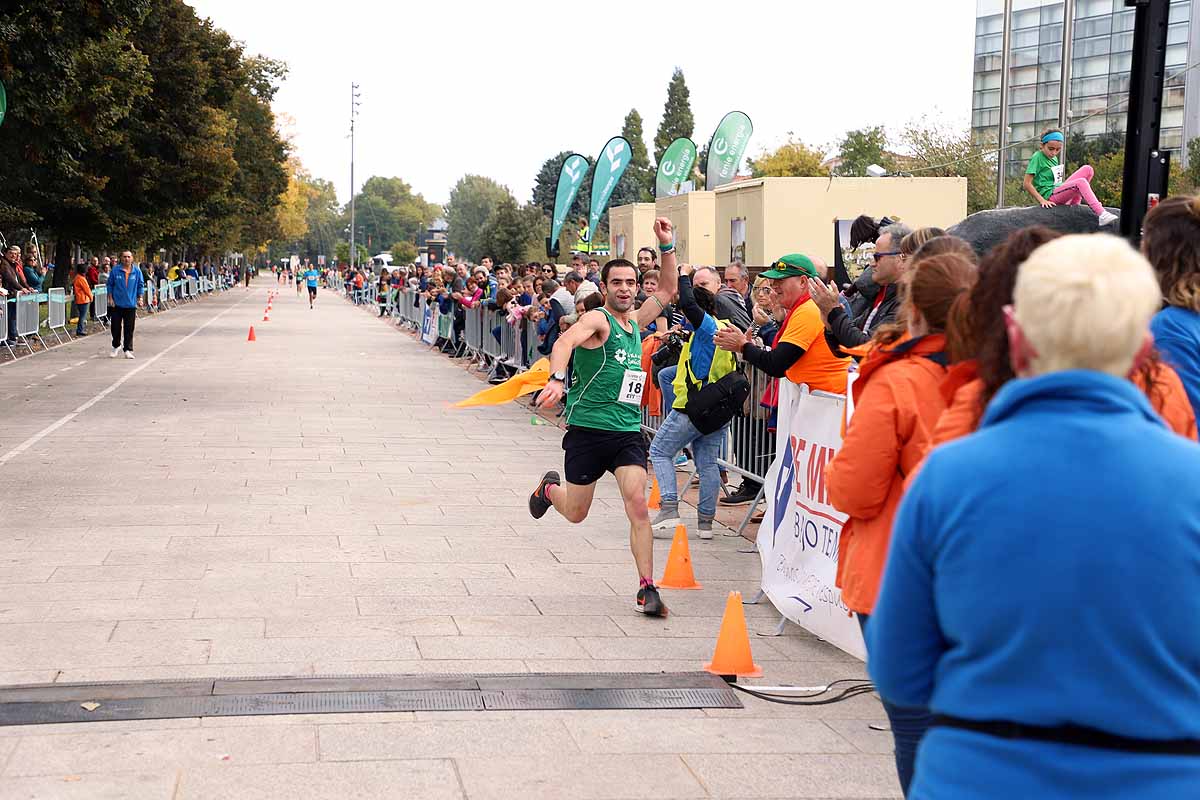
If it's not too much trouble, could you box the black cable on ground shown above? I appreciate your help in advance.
[730,680,877,706]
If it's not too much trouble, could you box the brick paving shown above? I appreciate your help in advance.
[0,281,898,799]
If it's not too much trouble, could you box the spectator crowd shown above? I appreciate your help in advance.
[332,195,1200,800]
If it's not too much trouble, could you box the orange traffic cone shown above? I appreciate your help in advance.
[659,525,701,590]
[247,326,256,342]
[647,477,661,510]
[262,313,269,322]
[703,591,762,678]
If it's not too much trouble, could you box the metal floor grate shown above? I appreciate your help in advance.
[0,672,741,726]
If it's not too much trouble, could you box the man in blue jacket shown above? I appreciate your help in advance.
[107,250,145,359]
[868,234,1200,799]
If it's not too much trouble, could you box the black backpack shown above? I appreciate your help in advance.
[683,361,750,435]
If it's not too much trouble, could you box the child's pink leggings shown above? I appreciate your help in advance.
[1048,165,1104,216]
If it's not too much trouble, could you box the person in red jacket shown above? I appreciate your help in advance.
[825,251,978,795]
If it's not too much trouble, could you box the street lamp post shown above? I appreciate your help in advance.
[349,82,361,269]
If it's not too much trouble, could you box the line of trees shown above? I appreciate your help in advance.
[0,1,296,287]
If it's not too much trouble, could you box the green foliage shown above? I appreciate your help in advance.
[614,108,652,204]
[478,196,544,265]
[0,0,290,274]
[345,176,439,257]
[897,119,997,214]
[391,240,418,265]
[653,68,694,166]
[334,240,367,265]
[1091,150,1125,208]
[446,175,512,263]
[1063,131,1124,171]
[1175,137,1200,195]
[835,127,892,177]
[747,138,828,178]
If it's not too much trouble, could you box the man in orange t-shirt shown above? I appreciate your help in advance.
[714,253,850,393]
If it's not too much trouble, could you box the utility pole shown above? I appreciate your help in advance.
[349,82,361,269]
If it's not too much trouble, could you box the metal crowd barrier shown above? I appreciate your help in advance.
[1,298,12,357]
[15,293,43,352]
[93,286,109,322]
[46,288,71,344]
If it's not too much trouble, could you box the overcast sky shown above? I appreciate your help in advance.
[186,1,978,207]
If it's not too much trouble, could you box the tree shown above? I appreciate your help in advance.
[446,175,511,262]
[614,108,652,204]
[836,126,892,177]
[1174,137,1200,195]
[391,240,418,265]
[478,195,543,265]
[747,138,829,178]
[342,176,439,257]
[896,119,996,214]
[1091,150,1125,208]
[653,68,695,165]
[1063,131,1124,171]
[274,158,309,244]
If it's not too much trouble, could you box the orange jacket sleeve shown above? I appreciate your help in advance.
[827,376,901,520]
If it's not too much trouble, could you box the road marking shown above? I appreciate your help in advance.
[43,374,56,381]
[0,294,250,468]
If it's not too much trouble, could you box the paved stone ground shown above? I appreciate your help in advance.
[0,281,898,799]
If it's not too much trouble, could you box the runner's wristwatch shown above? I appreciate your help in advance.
[550,371,567,382]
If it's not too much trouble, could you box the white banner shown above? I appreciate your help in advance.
[758,381,865,660]
[421,303,437,345]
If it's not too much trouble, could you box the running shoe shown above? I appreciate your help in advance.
[651,502,681,531]
[636,584,667,617]
[528,470,559,519]
[673,453,689,470]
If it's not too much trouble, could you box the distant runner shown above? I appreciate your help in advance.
[305,264,319,309]
[528,218,679,617]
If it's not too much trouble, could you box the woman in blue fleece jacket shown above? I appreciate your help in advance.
[868,234,1200,799]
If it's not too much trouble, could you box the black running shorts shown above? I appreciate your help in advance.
[307,285,317,298]
[562,426,647,486]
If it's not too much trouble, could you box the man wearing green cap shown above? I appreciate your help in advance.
[714,253,850,393]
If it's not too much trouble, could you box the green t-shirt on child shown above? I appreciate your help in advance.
[1026,151,1065,199]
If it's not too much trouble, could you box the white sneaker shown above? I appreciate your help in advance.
[123,350,135,359]
[110,347,120,358]
[1098,211,1118,227]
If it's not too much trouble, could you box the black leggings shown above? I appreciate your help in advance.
[110,307,136,351]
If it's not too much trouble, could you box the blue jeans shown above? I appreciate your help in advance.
[73,301,87,335]
[658,364,678,414]
[648,409,724,518]
[858,614,931,797]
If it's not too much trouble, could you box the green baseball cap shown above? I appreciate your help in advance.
[761,254,819,280]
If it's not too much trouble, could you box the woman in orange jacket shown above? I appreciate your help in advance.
[933,226,1196,447]
[825,249,978,796]
[71,265,93,337]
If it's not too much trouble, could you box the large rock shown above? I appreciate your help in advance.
[948,204,1120,257]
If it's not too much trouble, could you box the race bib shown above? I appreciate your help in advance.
[619,369,647,405]
[1051,164,1065,186]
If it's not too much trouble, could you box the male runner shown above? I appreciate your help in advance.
[528,218,679,616]
[305,263,319,309]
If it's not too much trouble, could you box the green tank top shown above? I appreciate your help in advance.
[564,308,643,432]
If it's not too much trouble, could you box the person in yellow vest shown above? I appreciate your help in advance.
[575,218,590,255]
[648,263,740,540]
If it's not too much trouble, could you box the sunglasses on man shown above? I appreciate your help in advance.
[872,251,902,262]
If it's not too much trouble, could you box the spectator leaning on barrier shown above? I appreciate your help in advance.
[107,250,144,359]
[647,263,741,540]
[824,251,978,795]
[867,234,1200,800]
[932,227,1195,447]
[1,246,28,344]
[1144,195,1200,416]
[714,254,850,394]
[22,251,42,291]
[71,265,93,336]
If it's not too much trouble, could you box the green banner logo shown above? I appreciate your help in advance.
[655,137,697,198]
[705,111,753,190]
[550,153,590,250]
[588,136,631,243]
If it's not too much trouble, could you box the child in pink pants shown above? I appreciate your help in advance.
[1023,129,1118,227]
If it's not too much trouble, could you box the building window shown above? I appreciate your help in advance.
[1076,0,1114,19]
[1162,107,1185,128]
[1039,22,1063,43]
[1070,92,1109,115]
[974,89,1001,109]
[1038,80,1062,101]
[1041,3,1064,25]
[1165,43,1187,67]
[1166,21,1189,46]
[1108,73,1131,95]
[976,54,1004,72]
[1013,8,1041,29]
[1107,115,1127,134]
[1110,31,1134,52]
[973,108,1001,127]
[1073,55,1111,77]
[1161,128,1183,150]
[1037,101,1062,121]
[1113,10,1135,32]
[1165,86,1186,108]
[1112,51,1132,72]
[1076,36,1111,58]
[1039,43,1063,63]
[975,71,1003,91]
[977,14,1005,35]
[1012,85,1038,104]
[1012,46,1041,67]
[1012,104,1037,124]
[1075,16,1111,38]
[1011,66,1039,87]
[1013,28,1041,49]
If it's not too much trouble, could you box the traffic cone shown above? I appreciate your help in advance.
[247,326,256,342]
[703,592,762,678]
[262,313,269,322]
[647,477,661,510]
[659,525,701,590]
